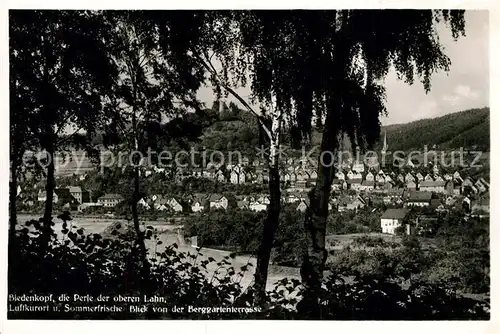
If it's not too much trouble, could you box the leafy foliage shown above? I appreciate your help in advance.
[8,214,489,320]
[328,212,489,294]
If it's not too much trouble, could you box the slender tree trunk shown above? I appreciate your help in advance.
[9,159,21,279]
[8,162,19,287]
[297,36,349,318]
[41,35,55,248]
[297,131,337,317]
[131,106,149,282]
[42,137,56,246]
[131,164,149,278]
[254,106,282,301]
[9,161,19,243]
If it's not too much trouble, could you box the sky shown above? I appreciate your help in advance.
[196,10,489,126]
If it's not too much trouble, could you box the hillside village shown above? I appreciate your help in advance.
[19,128,490,237]
[9,10,491,321]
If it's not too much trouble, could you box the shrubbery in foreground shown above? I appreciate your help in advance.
[8,216,489,320]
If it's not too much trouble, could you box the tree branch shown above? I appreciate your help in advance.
[194,52,272,140]
[56,125,84,147]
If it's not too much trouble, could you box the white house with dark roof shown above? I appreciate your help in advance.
[381,208,409,234]
[230,170,239,184]
[138,197,151,210]
[432,164,440,175]
[376,174,385,184]
[347,178,362,191]
[239,170,247,184]
[167,197,184,212]
[191,194,207,212]
[405,172,415,183]
[406,180,417,191]
[257,195,270,205]
[215,169,226,182]
[296,171,308,185]
[209,194,228,210]
[462,177,478,194]
[154,197,169,211]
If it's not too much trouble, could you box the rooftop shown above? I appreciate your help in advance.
[408,191,433,202]
[420,180,446,187]
[381,208,409,220]
[99,194,124,200]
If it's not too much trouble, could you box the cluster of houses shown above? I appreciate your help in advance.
[138,149,490,203]
[31,164,489,221]
[36,186,90,207]
[378,187,490,235]
[33,186,125,211]
[143,157,320,188]
[331,164,490,195]
[134,192,310,214]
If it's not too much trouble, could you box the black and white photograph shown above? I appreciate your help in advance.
[5,7,492,324]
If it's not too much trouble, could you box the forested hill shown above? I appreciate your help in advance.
[381,107,490,151]
[86,105,489,157]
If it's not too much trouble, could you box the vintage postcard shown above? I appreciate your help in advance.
[2,3,496,334]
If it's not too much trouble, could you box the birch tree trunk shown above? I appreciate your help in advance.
[298,34,349,318]
[254,96,282,301]
[297,124,337,317]
[131,119,150,282]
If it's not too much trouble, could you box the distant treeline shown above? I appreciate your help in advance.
[65,106,490,163]
[380,108,490,152]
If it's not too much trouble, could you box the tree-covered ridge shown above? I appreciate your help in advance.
[381,107,489,151]
[157,105,491,156]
